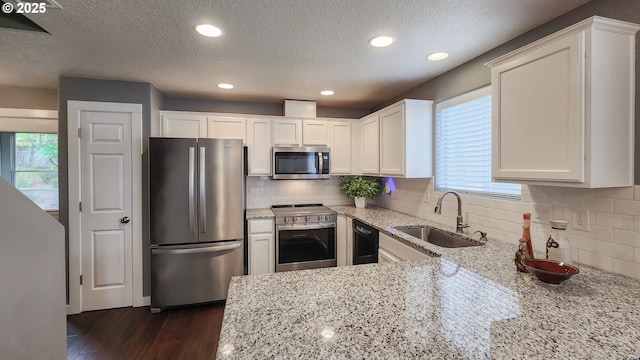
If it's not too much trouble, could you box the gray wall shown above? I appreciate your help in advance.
[164,95,370,119]
[0,177,66,359]
[0,86,57,109]
[377,0,640,183]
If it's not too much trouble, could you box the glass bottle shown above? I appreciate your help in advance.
[514,237,529,272]
[522,213,534,259]
[546,220,572,263]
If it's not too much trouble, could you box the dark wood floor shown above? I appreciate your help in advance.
[67,303,225,360]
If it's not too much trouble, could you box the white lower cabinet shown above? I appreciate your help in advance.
[378,233,431,262]
[247,219,275,275]
[337,215,348,266]
[346,217,353,266]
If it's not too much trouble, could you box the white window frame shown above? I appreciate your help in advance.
[434,87,521,199]
[0,108,59,209]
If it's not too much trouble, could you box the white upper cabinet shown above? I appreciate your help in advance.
[361,99,432,178]
[207,116,247,144]
[487,16,640,188]
[361,114,380,175]
[272,118,302,146]
[246,117,273,176]
[302,119,328,145]
[160,112,207,138]
[327,120,353,174]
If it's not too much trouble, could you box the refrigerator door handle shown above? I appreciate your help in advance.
[199,146,207,234]
[188,147,196,234]
[151,242,241,255]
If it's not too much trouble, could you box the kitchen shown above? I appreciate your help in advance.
[1,0,640,359]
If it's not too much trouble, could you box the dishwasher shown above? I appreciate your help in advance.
[352,220,379,264]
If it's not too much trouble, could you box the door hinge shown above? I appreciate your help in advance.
[80,275,83,285]
[79,202,82,211]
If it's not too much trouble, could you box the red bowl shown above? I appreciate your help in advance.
[522,258,580,285]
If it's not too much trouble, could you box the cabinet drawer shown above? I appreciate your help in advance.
[248,219,274,234]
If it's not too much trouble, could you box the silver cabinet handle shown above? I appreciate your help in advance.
[199,146,206,234]
[188,147,195,234]
[151,242,241,255]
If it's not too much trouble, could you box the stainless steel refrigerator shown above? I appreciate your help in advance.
[149,137,244,313]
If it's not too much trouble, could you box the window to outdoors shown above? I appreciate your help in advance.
[0,132,59,209]
[435,86,520,199]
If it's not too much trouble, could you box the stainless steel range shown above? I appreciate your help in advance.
[272,204,337,272]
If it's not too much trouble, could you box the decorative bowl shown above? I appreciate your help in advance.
[522,258,580,285]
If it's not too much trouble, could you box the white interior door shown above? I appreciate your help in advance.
[80,110,133,311]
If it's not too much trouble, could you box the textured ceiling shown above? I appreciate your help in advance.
[0,0,591,108]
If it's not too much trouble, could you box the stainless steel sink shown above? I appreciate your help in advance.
[394,225,483,248]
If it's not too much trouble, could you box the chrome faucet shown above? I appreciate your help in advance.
[434,191,469,233]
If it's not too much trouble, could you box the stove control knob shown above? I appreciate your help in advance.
[324,215,330,221]
[317,216,322,221]
[284,217,289,223]
[292,217,297,223]
[305,216,311,222]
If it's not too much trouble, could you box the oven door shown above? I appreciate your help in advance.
[276,223,337,272]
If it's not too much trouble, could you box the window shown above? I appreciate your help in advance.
[0,132,59,209]
[435,86,520,199]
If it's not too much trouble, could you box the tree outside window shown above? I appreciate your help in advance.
[14,133,58,209]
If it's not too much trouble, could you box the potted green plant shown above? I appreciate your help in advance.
[339,176,381,208]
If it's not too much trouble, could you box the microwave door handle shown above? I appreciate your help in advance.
[318,152,323,174]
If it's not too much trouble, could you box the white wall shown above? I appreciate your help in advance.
[373,178,640,281]
[0,178,66,359]
[246,177,351,209]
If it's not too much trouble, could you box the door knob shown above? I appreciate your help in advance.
[120,216,131,224]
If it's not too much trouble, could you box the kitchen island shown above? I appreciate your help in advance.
[221,206,640,359]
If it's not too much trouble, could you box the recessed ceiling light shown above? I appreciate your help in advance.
[196,24,222,37]
[369,35,394,48]
[320,90,334,96]
[218,83,234,89]
[427,52,449,61]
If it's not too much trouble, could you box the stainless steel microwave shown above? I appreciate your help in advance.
[272,146,330,180]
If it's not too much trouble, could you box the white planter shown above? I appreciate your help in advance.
[354,197,366,208]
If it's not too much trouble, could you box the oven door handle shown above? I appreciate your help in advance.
[277,223,336,231]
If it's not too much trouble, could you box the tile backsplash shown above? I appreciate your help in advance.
[372,178,640,281]
[246,175,640,281]
[246,176,351,209]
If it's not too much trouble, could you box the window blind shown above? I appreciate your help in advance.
[435,87,520,199]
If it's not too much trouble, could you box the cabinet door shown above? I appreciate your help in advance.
[302,120,328,145]
[328,121,352,174]
[161,113,206,138]
[379,233,431,261]
[346,217,353,266]
[247,118,272,176]
[491,32,583,182]
[379,104,405,176]
[207,116,246,144]
[272,119,302,146]
[248,232,274,275]
[378,248,400,263]
[337,215,347,266]
[361,115,380,175]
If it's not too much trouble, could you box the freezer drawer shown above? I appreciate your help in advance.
[150,240,244,311]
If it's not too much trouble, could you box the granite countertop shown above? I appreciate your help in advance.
[246,208,274,220]
[224,206,640,359]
